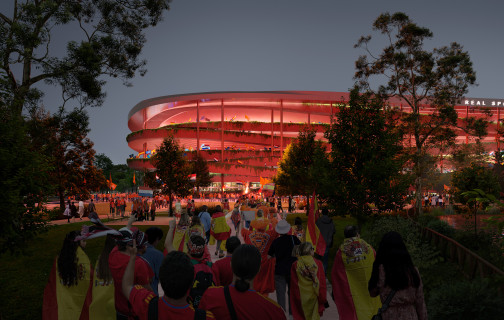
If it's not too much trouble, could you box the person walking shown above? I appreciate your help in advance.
[199,244,286,319]
[198,205,212,244]
[78,199,84,220]
[268,219,301,315]
[315,208,335,274]
[290,242,327,320]
[368,231,427,320]
[210,205,231,258]
[43,231,92,319]
[331,225,381,320]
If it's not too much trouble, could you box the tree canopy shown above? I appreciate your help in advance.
[354,12,488,213]
[28,107,106,209]
[0,0,170,113]
[147,135,192,215]
[275,127,330,203]
[0,103,51,254]
[325,88,410,218]
[191,153,212,194]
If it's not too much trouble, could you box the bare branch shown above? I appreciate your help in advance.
[0,12,12,25]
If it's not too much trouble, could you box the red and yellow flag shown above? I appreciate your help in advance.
[306,191,326,256]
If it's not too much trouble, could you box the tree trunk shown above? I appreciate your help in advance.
[59,187,65,211]
[306,194,310,216]
[415,177,423,216]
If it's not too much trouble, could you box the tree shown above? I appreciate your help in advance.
[461,189,500,236]
[0,100,52,254]
[325,88,410,220]
[0,0,170,114]
[95,153,114,173]
[451,164,500,205]
[147,135,192,216]
[191,153,212,195]
[275,127,330,212]
[28,107,106,209]
[354,12,489,214]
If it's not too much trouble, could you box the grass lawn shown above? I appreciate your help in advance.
[0,221,170,320]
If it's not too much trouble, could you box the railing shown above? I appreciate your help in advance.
[418,225,504,283]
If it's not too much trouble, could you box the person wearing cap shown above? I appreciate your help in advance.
[268,219,301,315]
[109,215,153,320]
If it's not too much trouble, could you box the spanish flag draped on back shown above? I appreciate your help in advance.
[305,191,326,256]
[43,247,92,320]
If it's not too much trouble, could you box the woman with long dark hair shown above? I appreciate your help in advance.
[368,231,427,320]
[43,231,92,319]
[199,244,286,319]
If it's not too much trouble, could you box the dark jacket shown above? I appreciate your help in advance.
[316,215,335,248]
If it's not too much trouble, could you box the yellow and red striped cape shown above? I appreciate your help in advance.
[331,237,381,320]
[290,255,327,320]
[43,247,92,320]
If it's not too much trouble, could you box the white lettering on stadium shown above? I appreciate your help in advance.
[464,100,504,107]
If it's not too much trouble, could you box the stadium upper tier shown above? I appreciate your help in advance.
[127,91,504,182]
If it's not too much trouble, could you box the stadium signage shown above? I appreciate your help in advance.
[462,98,504,107]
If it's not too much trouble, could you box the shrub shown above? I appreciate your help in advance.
[417,213,439,227]
[364,216,442,270]
[454,230,504,271]
[426,219,456,238]
[427,277,504,319]
[48,207,64,221]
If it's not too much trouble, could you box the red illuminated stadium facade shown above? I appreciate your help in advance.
[127,91,504,188]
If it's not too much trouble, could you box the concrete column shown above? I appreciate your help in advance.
[498,107,501,150]
[197,100,200,154]
[280,100,284,154]
[271,109,274,156]
[221,99,225,197]
[466,106,469,144]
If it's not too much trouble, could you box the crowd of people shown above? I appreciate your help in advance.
[44,196,427,320]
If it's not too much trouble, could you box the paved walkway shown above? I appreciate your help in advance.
[51,211,340,319]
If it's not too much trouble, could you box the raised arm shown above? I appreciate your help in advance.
[122,240,138,299]
[126,211,136,230]
[164,219,176,253]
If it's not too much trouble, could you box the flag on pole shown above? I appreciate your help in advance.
[245,115,250,121]
[306,191,326,256]
[189,174,197,181]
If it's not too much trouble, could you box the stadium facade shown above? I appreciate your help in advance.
[127,91,504,186]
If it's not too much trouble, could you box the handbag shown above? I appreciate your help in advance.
[371,289,396,320]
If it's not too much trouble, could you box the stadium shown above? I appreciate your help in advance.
[127,91,504,189]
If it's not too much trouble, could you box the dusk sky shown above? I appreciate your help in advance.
[3,0,504,164]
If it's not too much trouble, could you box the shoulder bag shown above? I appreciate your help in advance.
[371,289,396,320]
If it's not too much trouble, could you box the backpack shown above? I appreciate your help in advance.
[188,263,214,309]
[148,296,207,320]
